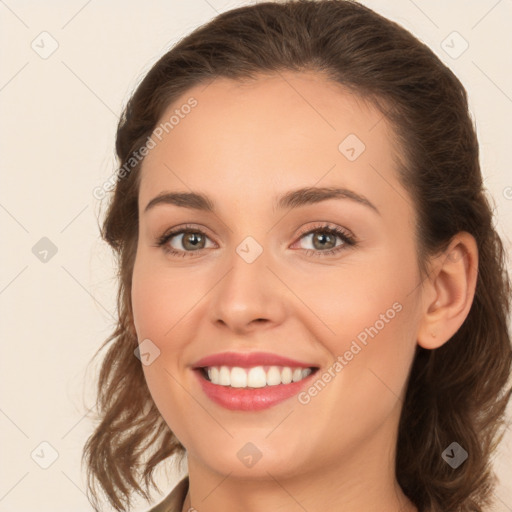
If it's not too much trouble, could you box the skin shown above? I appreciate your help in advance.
[131,70,478,512]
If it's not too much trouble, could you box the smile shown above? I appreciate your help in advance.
[191,351,320,411]
[201,365,314,388]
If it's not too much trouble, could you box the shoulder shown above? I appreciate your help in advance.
[146,475,189,512]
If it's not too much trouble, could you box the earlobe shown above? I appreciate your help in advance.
[416,232,479,350]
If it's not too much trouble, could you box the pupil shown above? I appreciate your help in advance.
[185,233,203,249]
[315,232,334,249]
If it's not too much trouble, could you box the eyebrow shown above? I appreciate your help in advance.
[143,186,380,216]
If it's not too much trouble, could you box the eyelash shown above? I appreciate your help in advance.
[155,223,357,259]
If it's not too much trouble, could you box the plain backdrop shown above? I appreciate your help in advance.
[0,1,511,511]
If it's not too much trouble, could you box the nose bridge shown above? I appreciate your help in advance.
[209,233,285,332]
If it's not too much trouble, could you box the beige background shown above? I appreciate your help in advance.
[0,0,511,510]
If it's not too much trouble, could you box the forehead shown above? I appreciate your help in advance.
[137,70,410,220]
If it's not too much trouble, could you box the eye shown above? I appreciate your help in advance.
[292,223,357,257]
[154,222,357,258]
[155,224,215,258]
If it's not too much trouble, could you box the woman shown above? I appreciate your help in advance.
[82,1,512,511]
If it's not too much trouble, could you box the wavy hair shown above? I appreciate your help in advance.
[82,1,512,511]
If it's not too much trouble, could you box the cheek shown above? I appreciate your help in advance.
[307,247,419,388]
[294,249,415,344]
[131,261,163,341]
[131,253,187,343]
[131,256,195,440]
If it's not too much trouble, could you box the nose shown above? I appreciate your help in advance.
[208,246,287,335]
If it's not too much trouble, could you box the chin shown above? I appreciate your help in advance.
[194,442,309,480]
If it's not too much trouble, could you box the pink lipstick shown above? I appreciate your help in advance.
[191,351,319,411]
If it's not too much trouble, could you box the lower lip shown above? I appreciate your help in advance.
[193,369,317,411]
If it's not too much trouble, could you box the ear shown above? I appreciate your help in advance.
[416,231,479,350]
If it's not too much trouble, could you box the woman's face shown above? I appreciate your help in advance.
[131,71,426,481]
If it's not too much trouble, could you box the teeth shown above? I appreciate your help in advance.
[281,367,293,384]
[205,365,313,387]
[292,368,303,382]
[266,366,281,386]
[231,367,247,388]
[247,366,267,388]
[218,366,230,386]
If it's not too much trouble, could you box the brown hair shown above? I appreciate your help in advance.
[82,1,512,511]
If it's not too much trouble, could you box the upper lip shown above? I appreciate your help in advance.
[192,351,319,369]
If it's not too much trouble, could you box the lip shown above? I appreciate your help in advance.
[192,351,318,369]
[193,368,318,411]
[191,351,320,412]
